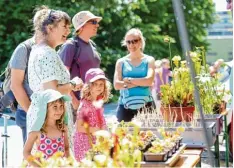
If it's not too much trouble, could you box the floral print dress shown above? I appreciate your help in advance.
[73,99,106,161]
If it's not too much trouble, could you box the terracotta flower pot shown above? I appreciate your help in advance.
[160,106,195,122]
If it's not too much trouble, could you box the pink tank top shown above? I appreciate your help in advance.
[37,132,65,159]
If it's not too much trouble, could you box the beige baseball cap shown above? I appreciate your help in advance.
[72,11,102,31]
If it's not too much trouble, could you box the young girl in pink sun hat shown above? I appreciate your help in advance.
[73,68,112,161]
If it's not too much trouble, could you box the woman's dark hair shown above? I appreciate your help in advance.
[33,5,71,35]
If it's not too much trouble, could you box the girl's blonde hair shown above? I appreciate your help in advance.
[121,28,146,51]
[33,5,71,35]
[40,98,66,133]
[81,79,112,102]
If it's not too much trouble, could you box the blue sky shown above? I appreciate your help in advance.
[213,0,228,11]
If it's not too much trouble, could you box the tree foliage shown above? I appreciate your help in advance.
[0,0,215,100]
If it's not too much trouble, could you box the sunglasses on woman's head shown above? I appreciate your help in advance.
[87,20,98,25]
[126,39,140,45]
[46,10,56,24]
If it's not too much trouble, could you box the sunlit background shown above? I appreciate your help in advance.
[207,0,233,64]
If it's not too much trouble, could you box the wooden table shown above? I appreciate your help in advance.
[174,148,203,167]
[141,148,203,167]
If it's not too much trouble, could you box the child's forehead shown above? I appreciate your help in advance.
[93,79,105,84]
[48,99,64,105]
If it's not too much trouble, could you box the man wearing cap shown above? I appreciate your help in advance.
[59,11,102,118]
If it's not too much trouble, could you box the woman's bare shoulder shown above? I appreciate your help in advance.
[116,56,129,67]
[144,54,155,60]
[117,55,128,63]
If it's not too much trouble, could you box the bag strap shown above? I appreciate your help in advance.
[72,38,96,64]
[72,37,81,63]
[71,38,97,78]
[22,39,34,83]
[22,39,33,60]
[0,69,6,78]
[70,38,81,78]
[89,40,97,48]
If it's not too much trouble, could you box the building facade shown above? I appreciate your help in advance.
[206,11,233,64]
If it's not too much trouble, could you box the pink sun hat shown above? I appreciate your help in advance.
[85,68,107,83]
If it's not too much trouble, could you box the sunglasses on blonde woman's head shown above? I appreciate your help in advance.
[126,39,140,45]
[87,20,98,25]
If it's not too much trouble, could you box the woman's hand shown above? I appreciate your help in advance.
[123,77,132,84]
[71,77,83,91]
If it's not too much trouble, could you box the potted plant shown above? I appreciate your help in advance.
[190,47,231,116]
[160,55,195,122]
[160,47,231,122]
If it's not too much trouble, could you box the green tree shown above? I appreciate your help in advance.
[0,0,215,101]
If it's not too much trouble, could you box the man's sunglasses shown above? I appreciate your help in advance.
[87,20,98,25]
[126,39,140,45]
[226,0,231,3]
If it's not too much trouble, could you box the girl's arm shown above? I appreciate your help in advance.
[123,56,155,87]
[114,58,137,90]
[70,90,80,110]
[64,126,70,157]
[76,119,100,134]
[23,132,40,167]
[100,111,107,130]
[76,101,101,134]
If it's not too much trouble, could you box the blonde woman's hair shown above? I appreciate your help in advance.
[40,98,66,133]
[81,79,112,102]
[33,5,71,35]
[121,28,146,51]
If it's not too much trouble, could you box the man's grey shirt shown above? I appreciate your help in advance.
[9,38,34,110]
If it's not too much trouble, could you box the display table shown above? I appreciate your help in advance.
[174,155,200,167]
[141,148,203,167]
[174,148,203,167]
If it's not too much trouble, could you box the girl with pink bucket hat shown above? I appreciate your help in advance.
[73,68,112,161]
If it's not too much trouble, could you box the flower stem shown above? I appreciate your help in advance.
[168,41,173,70]
[201,47,207,73]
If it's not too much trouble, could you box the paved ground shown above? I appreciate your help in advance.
[0,112,24,167]
[0,103,233,167]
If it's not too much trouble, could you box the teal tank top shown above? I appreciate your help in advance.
[119,56,152,104]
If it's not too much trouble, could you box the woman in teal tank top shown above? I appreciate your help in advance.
[114,28,156,122]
